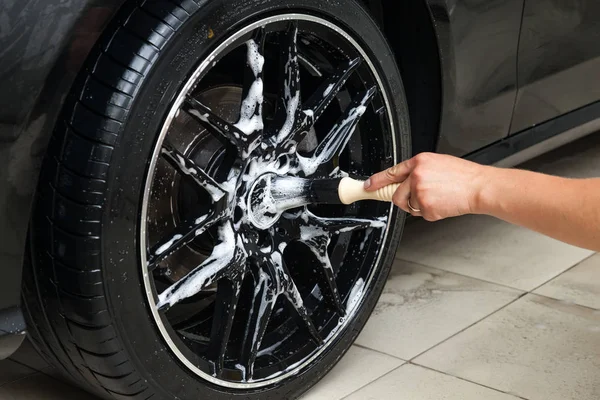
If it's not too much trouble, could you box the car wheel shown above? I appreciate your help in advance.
[22,0,410,398]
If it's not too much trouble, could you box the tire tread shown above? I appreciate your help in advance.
[21,1,198,399]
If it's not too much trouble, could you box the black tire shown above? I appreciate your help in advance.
[22,0,410,399]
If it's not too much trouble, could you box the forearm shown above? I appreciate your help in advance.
[366,152,600,250]
[476,167,600,251]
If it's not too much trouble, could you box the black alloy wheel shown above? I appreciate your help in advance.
[24,1,410,399]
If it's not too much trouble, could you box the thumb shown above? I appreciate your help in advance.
[364,159,414,191]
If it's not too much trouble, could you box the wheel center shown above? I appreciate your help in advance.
[246,172,313,230]
[246,173,281,230]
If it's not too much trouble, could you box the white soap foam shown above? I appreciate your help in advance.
[244,268,274,361]
[195,214,208,225]
[246,39,265,78]
[297,101,368,176]
[268,176,311,211]
[155,234,182,256]
[359,228,372,251]
[323,83,335,97]
[346,278,364,314]
[164,149,225,202]
[188,109,209,123]
[256,336,288,357]
[234,78,264,136]
[275,91,300,144]
[156,223,243,309]
[235,364,247,381]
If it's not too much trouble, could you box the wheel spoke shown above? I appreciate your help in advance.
[161,143,227,202]
[156,222,246,311]
[171,298,215,331]
[295,215,343,315]
[303,235,344,315]
[272,254,322,344]
[296,210,386,314]
[147,212,220,271]
[272,21,305,145]
[206,277,243,377]
[240,268,276,380]
[235,28,266,154]
[298,87,377,175]
[301,209,386,233]
[183,96,245,148]
[241,27,266,101]
[303,58,361,124]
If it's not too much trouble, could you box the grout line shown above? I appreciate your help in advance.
[406,291,528,363]
[527,252,597,294]
[338,363,405,400]
[409,362,529,400]
[393,257,528,293]
[528,291,600,313]
[339,361,529,400]
[404,260,600,374]
[395,250,597,295]
[352,343,406,361]
[362,231,598,399]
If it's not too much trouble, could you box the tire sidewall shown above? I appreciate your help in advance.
[103,0,410,398]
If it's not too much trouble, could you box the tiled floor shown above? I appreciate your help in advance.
[2,133,600,399]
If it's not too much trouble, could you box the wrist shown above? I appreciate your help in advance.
[470,165,500,215]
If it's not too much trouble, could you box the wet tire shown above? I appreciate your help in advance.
[22,0,410,399]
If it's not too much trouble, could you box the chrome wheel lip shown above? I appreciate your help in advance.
[139,13,398,389]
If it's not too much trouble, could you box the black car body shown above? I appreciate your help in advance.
[1,0,599,370]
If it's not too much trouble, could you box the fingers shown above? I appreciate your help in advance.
[391,176,422,216]
[392,180,409,213]
[407,196,422,217]
[364,159,413,191]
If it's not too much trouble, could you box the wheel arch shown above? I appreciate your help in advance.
[361,0,445,156]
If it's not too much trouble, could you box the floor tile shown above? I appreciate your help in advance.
[300,346,403,400]
[397,215,593,291]
[534,253,600,309]
[345,364,519,400]
[0,360,37,386]
[9,340,48,372]
[0,372,99,399]
[354,260,521,359]
[414,294,600,400]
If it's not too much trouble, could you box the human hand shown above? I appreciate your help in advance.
[364,152,488,221]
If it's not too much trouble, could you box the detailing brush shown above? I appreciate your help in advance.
[247,174,399,229]
[296,176,400,205]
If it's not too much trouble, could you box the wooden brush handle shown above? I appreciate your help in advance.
[338,177,400,205]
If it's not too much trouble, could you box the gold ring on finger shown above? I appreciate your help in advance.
[407,197,421,213]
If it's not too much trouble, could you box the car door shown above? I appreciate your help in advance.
[510,0,600,134]
[431,0,524,157]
